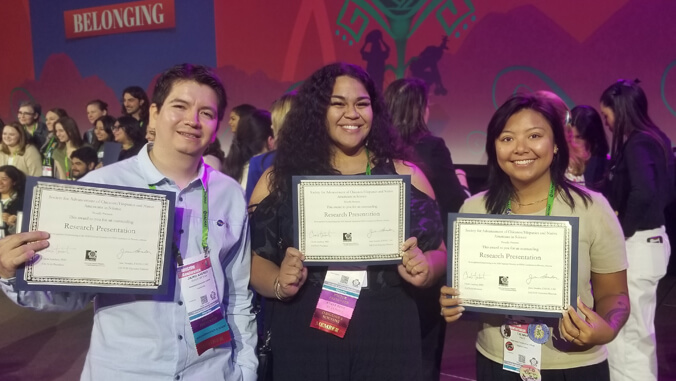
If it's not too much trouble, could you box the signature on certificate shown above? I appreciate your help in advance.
[52,246,75,255]
[309,230,332,239]
[463,271,486,280]
[366,227,394,238]
[526,273,560,285]
[117,248,153,259]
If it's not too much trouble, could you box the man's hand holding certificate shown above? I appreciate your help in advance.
[15,177,174,294]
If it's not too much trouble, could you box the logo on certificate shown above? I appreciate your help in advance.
[85,250,97,261]
[342,233,352,242]
[499,276,509,286]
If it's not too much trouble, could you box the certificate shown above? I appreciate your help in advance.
[16,177,175,294]
[293,175,410,265]
[446,214,578,318]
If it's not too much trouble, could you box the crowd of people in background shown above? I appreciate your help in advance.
[0,61,674,381]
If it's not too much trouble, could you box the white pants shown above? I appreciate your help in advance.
[607,226,671,381]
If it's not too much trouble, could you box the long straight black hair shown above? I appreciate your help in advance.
[484,93,590,214]
[600,79,670,165]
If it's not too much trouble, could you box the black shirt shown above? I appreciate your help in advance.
[412,134,468,235]
[605,129,676,237]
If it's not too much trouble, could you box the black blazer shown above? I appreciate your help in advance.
[605,129,676,237]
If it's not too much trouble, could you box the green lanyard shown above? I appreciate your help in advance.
[150,184,209,265]
[365,148,371,176]
[505,182,556,216]
[64,158,70,179]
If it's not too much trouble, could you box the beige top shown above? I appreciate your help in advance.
[460,189,627,369]
[0,145,42,177]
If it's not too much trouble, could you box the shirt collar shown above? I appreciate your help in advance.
[139,143,209,192]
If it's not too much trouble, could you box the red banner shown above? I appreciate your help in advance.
[64,0,175,39]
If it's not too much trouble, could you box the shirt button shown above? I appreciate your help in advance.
[179,197,184,202]
[178,301,183,306]
[178,335,183,340]
[175,376,180,380]
[179,229,184,234]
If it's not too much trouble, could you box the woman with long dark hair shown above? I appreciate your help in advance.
[249,63,446,380]
[384,77,466,381]
[93,115,116,157]
[441,92,629,380]
[223,109,273,188]
[600,80,675,381]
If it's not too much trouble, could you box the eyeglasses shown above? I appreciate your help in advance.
[17,111,35,117]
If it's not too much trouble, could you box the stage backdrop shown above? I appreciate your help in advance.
[1,0,675,164]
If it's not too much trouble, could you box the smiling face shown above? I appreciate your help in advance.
[495,109,556,190]
[123,93,143,117]
[2,125,21,148]
[55,123,69,143]
[112,121,130,144]
[45,111,60,132]
[94,120,110,142]
[0,172,15,195]
[18,105,38,126]
[150,80,219,158]
[87,104,106,125]
[325,75,373,156]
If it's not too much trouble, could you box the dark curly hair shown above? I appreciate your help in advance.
[269,62,403,203]
[484,93,589,214]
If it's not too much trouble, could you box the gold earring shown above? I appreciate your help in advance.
[554,147,559,154]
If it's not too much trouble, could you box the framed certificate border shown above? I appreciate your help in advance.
[16,177,175,295]
[292,175,410,266]
[446,213,579,318]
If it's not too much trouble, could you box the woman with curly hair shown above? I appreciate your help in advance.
[249,63,446,380]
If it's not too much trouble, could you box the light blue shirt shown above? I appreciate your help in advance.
[1,144,257,380]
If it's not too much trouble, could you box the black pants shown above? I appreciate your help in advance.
[476,351,610,381]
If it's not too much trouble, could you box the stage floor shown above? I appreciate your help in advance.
[1,276,675,380]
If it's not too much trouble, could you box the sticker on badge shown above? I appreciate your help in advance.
[527,324,550,344]
[501,324,512,339]
[519,365,541,381]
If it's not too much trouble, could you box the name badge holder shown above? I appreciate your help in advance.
[154,184,232,355]
[311,152,371,338]
[311,269,366,338]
